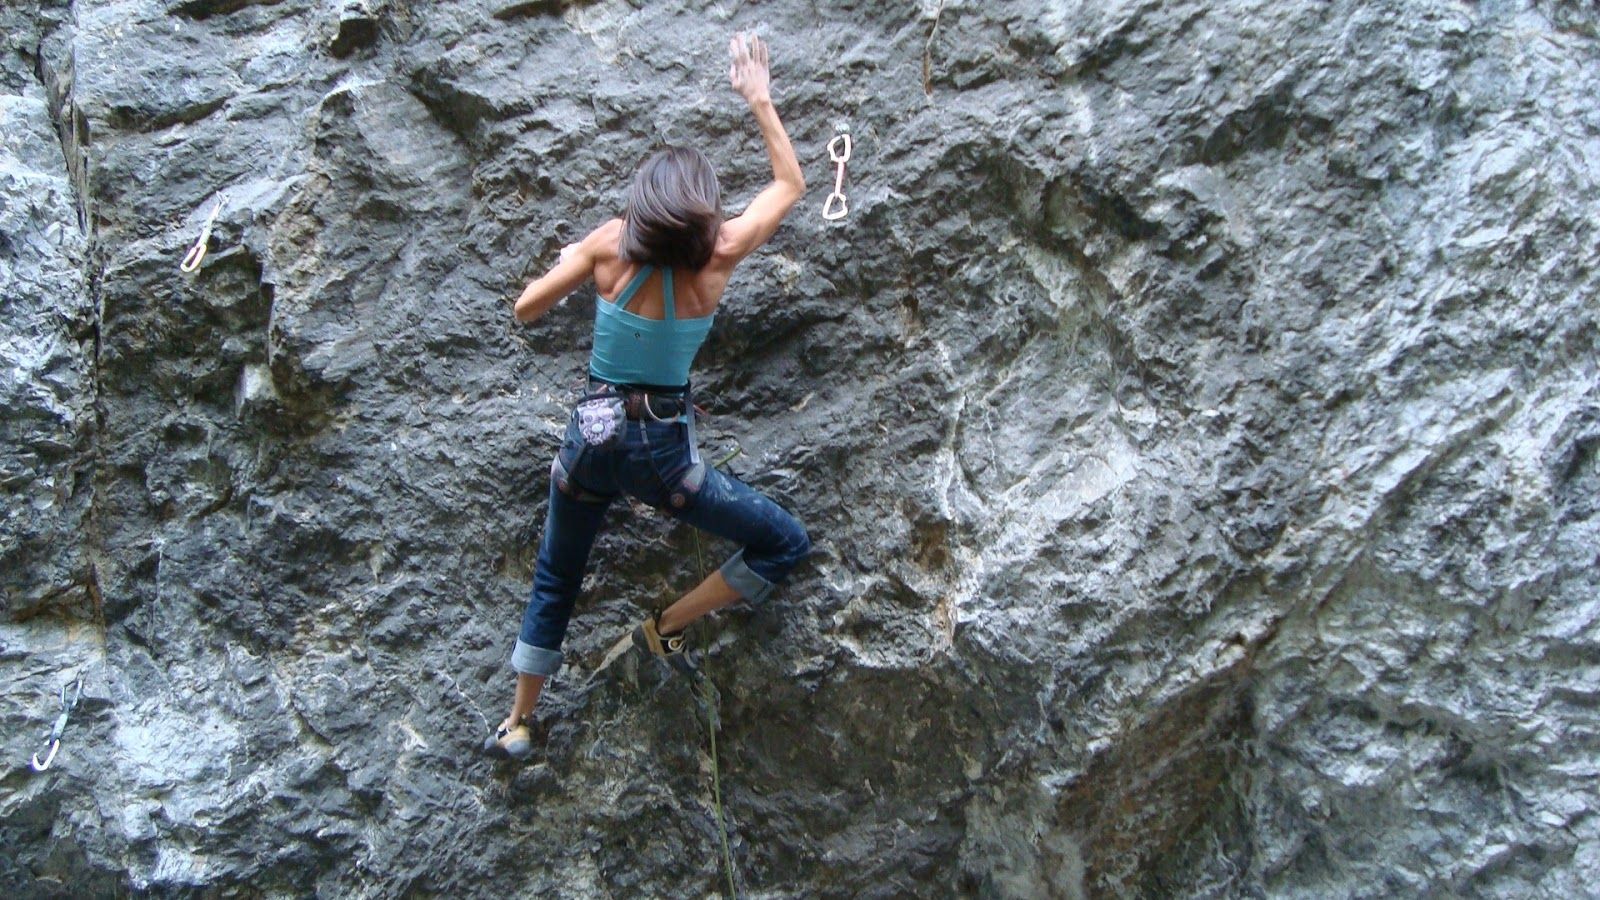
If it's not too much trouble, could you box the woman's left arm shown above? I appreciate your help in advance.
[512,227,603,323]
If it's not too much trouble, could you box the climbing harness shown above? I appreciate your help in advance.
[554,382,707,509]
[822,130,851,221]
[179,197,223,273]
[30,675,83,772]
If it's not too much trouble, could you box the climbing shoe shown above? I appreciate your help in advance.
[481,719,533,761]
[632,615,692,672]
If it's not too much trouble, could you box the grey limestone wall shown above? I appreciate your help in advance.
[2,0,1597,896]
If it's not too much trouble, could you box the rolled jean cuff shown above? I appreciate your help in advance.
[511,640,563,676]
[720,550,776,605]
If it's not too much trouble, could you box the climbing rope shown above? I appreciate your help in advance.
[691,643,736,900]
[180,197,223,273]
[822,130,851,221]
[30,675,83,772]
[690,472,739,898]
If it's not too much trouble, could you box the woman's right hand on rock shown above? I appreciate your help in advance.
[729,32,771,106]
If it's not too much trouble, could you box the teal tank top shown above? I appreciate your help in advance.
[589,264,715,390]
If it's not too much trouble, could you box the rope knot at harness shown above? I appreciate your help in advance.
[822,131,851,221]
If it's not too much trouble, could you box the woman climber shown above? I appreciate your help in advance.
[485,33,812,759]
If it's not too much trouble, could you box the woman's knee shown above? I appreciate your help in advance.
[782,518,811,572]
[754,513,810,582]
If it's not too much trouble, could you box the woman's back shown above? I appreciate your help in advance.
[590,218,735,320]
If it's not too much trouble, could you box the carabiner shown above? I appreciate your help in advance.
[31,740,61,772]
[828,132,852,164]
[180,197,224,273]
[30,676,82,772]
[822,132,852,221]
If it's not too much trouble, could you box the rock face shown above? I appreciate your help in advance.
[3,0,1598,895]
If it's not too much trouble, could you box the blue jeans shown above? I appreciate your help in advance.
[511,412,810,677]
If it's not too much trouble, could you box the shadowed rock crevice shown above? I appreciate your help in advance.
[169,0,291,22]
[2,15,97,625]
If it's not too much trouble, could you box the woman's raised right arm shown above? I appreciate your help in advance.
[718,34,805,263]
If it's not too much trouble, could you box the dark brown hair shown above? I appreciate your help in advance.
[619,146,722,270]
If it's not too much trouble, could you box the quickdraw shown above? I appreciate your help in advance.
[180,197,224,273]
[822,130,851,221]
[31,675,83,772]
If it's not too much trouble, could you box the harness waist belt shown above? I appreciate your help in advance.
[625,394,685,420]
[588,381,688,421]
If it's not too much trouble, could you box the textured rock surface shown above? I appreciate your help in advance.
[3,0,1598,896]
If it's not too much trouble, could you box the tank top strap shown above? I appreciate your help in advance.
[663,268,676,321]
[614,264,654,311]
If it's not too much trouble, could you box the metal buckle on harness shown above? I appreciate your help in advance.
[640,393,685,422]
[670,460,707,510]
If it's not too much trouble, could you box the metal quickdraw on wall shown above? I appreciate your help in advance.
[31,675,83,772]
[180,196,224,273]
[822,127,851,221]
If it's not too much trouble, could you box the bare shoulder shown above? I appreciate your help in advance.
[587,218,625,258]
[708,226,746,274]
